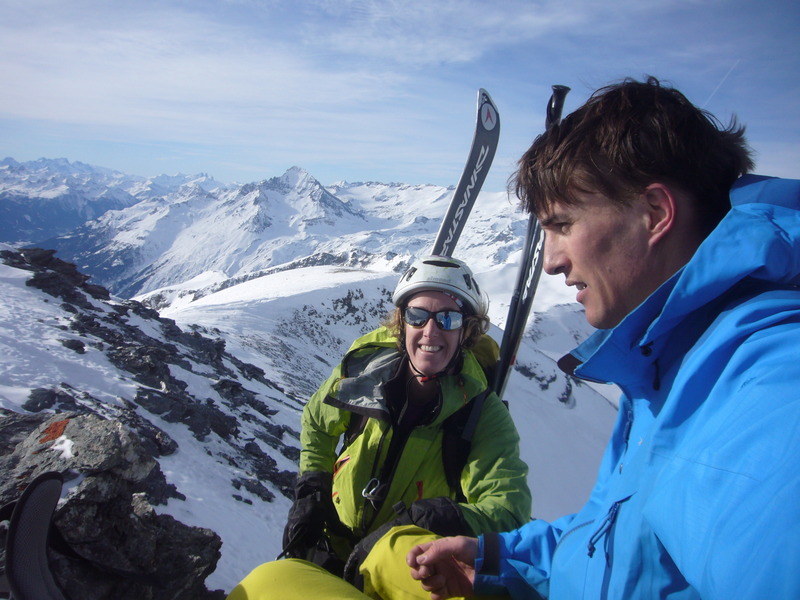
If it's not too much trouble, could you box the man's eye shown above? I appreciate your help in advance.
[542,218,571,234]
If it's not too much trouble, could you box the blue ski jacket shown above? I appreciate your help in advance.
[474,175,800,599]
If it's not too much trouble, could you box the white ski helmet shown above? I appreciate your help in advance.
[392,255,484,314]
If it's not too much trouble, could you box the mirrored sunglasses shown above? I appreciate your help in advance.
[403,306,464,331]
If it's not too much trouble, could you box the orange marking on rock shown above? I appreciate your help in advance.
[38,419,70,443]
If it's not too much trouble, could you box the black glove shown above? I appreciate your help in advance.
[343,497,472,588]
[280,471,334,559]
[342,518,398,588]
[406,496,472,537]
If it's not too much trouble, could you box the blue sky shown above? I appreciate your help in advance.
[1,0,798,192]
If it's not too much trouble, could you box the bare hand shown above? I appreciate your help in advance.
[407,536,479,600]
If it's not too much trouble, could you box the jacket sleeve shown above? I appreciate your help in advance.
[472,392,631,598]
[472,477,607,599]
[457,393,532,534]
[474,518,566,599]
[299,369,350,474]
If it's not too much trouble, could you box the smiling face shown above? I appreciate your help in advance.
[403,291,463,377]
[539,190,663,330]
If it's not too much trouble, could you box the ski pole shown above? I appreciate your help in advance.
[493,85,570,400]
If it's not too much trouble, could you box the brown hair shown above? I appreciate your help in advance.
[513,77,754,234]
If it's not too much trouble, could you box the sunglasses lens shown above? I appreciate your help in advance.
[403,307,463,330]
[435,311,463,331]
[403,307,428,327]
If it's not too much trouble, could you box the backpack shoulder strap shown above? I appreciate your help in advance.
[441,388,491,502]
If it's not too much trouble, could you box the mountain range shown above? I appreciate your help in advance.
[0,157,618,594]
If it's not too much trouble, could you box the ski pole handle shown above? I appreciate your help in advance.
[546,85,570,129]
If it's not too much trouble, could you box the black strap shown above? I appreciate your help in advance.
[344,411,369,447]
[0,501,15,597]
[441,389,491,502]
[346,387,493,506]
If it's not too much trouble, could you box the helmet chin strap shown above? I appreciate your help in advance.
[407,329,465,383]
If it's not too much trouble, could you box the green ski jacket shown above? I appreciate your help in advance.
[299,327,531,546]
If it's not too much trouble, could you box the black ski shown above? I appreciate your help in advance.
[431,88,500,257]
[1,471,68,600]
[493,85,570,399]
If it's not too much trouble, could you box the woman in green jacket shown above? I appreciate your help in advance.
[229,255,531,599]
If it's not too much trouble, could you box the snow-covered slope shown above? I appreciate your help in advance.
[0,246,302,591]
[0,158,619,593]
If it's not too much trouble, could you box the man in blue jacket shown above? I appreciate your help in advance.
[407,77,800,599]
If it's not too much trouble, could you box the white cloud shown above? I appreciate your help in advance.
[0,0,796,187]
[0,2,410,137]
[297,0,589,66]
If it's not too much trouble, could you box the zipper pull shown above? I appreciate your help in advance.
[619,404,634,474]
[587,501,622,561]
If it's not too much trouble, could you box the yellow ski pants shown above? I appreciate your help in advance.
[226,525,508,600]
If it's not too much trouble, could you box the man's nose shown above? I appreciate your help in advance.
[542,235,565,276]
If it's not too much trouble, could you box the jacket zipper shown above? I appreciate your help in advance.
[587,501,622,559]
[554,519,595,555]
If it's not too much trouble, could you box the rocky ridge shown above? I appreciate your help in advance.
[0,247,301,599]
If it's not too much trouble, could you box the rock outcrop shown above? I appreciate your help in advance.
[0,411,224,599]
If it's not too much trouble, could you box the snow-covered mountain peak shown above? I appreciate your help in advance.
[278,165,312,188]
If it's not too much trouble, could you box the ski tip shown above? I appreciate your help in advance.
[476,89,499,134]
[5,471,68,600]
[478,88,496,107]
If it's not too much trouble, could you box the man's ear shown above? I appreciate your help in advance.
[642,183,677,245]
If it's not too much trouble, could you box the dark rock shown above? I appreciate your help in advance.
[134,389,239,442]
[6,247,113,309]
[107,345,177,389]
[61,338,86,353]
[0,412,223,599]
[22,387,84,413]
[231,477,274,503]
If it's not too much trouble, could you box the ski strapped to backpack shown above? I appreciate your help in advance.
[1,471,68,600]
[1,471,167,600]
[493,85,571,399]
[431,88,500,257]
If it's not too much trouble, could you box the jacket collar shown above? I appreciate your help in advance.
[330,327,489,423]
[560,175,800,386]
